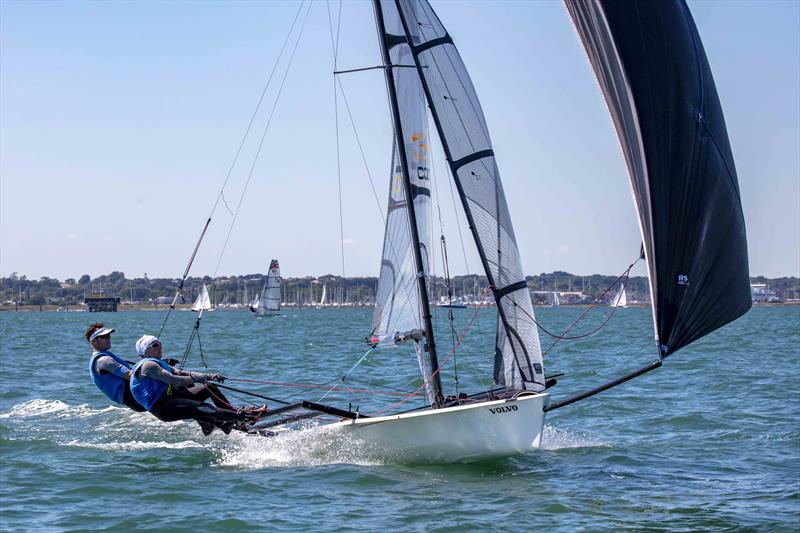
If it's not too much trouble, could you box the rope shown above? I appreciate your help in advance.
[226,377,416,397]
[518,255,641,356]
[206,385,238,411]
[327,0,346,277]
[157,2,309,340]
[318,346,375,402]
[439,235,460,395]
[216,383,291,405]
[211,1,313,279]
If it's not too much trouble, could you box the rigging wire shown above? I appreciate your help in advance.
[513,255,642,356]
[335,76,385,225]
[327,0,347,277]
[439,235,460,395]
[157,0,309,343]
[211,1,314,280]
[182,2,314,369]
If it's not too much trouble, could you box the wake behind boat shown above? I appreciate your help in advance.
[154,0,750,463]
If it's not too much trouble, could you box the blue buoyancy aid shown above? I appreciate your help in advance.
[130,358,173,411]
[89,350,132,404]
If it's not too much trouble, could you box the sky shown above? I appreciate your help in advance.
[1,0,798,281]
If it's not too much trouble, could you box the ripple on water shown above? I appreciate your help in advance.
[0,307,797,531]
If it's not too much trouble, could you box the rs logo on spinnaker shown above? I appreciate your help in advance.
[489,405,519,414]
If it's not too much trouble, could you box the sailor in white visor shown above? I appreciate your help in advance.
[86,323,145,412]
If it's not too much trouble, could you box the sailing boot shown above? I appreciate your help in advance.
[197,420,215,436]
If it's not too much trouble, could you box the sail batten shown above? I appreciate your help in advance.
[382,0,545,392]
[252,259,280,315]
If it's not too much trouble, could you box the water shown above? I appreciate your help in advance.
[1,306,798,531]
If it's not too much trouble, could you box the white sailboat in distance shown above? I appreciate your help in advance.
[611,284,628,308]
[251,259,281,317]
[191,284,213,312]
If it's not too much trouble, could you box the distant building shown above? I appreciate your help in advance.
[557,291,586,305]
[85,295,120,312]
[751,283,781,303]
[529,290,587,305]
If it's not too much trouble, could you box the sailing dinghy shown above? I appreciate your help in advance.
[161,0,750,463]
[251,259,281,317]
[610,284,628,308]
[191,284,213,312]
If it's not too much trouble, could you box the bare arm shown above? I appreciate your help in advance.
[139,360,195,387]
[95,356,132,381]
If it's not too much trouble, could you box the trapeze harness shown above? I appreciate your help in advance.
[89,350,145,412]
[130,358,239,424]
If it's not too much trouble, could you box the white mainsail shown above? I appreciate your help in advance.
[371,1,435,405]
[384,0,545,393]
[253,259,281,316]
[319,284,327,307]
[192,284,212,312]
[551,292,561,307]
[611,284,628,308]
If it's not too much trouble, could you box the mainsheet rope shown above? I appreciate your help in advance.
[512,254,643,356]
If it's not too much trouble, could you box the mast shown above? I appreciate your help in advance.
[372,0,443,406]
[389,0,538,387]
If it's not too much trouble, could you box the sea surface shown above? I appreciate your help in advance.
[1,305,798,531]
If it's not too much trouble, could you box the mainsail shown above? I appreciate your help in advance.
[372,0,436,404]
[610,284,627,308]
[192,284,212,312]
[376,0,545,392]
[565,0,751,356]
[260,259,281,313]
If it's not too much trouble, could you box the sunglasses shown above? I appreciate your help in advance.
[150,342,162,349]
[96,334,111,340]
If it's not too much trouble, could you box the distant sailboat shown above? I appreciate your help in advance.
[550,292,561,307]
[191,284,213,312]
[610,284,628,308]
[251,259,281,317]
[436,296,467,309]
[316,284,327,308]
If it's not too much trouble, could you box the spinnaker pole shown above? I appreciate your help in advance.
[372,0,444,407]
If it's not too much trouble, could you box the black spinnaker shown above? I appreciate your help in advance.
[565,0,751,357]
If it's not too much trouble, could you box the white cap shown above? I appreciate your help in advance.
[135,335,160,356]
[89,327,115,341]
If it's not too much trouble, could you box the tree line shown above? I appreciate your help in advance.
[1,271,797,306]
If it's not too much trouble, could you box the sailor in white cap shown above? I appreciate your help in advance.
[86,323,145,411]
[129,335,259,435]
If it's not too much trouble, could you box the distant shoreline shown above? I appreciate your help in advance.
[2,301,798,312]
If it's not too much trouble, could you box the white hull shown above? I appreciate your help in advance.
[323,393,549,463]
